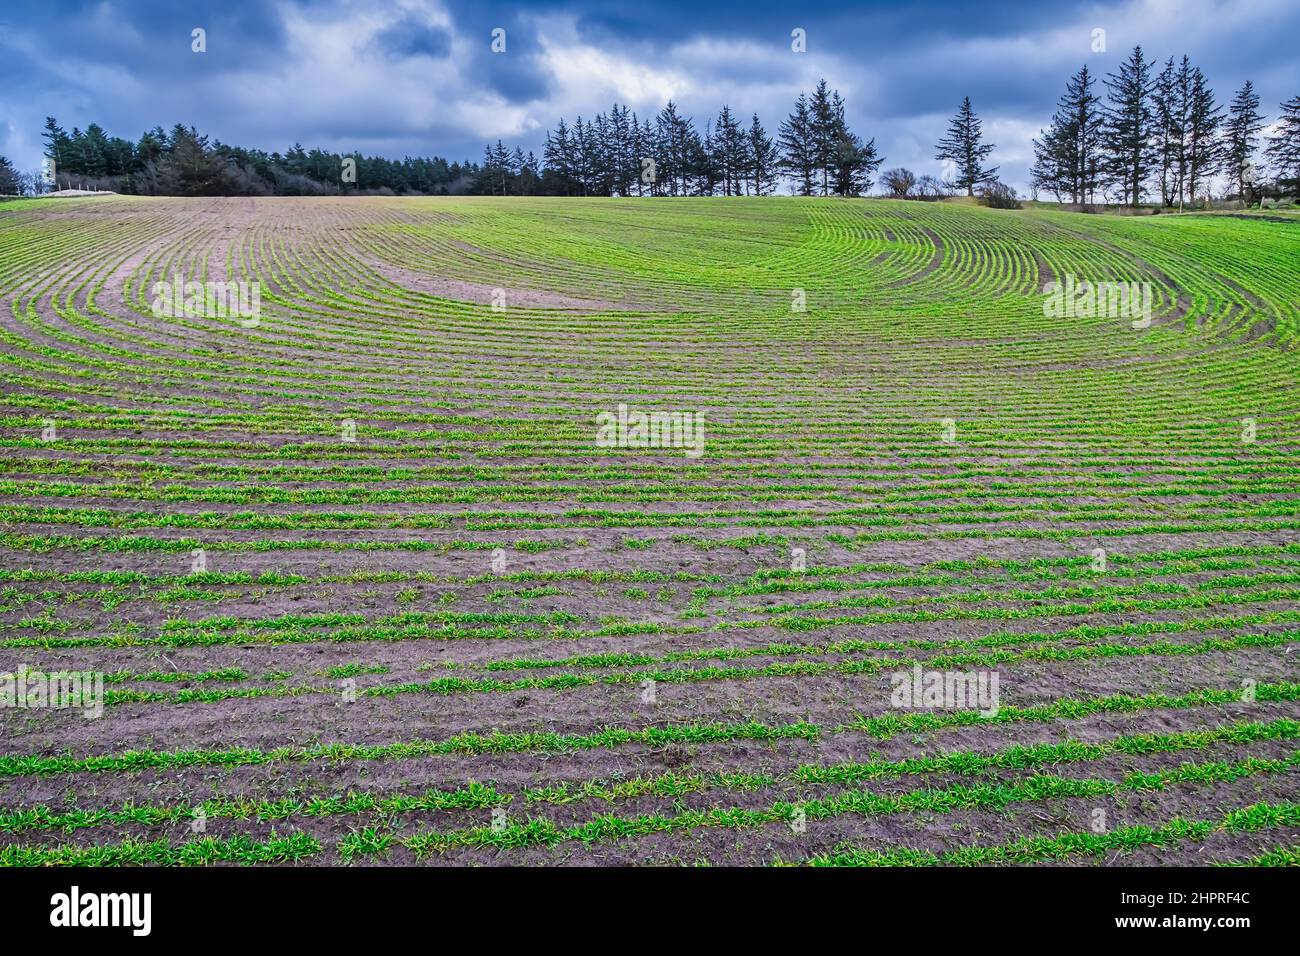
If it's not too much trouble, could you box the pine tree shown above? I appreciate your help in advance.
[685,126,709,195]
[0,155,20,195]
[1030,122,1067,201]
[136,127,166,170]
[1103,46,1154,206]
[42,117,70,186]
[675,110,702,196]
[1224,80,1265,199]
[591,112,613,195]
[1066,66,1106,203]
[543,119,572,196]
[934,96,998,196]
[778,93,816,196]
[1185,66,1222,203]
[654,102,674,195]
[655,102,692,196]
[494,141,511,195]
[572,117,592,196]
[831,132,883,197]
[714,105,744,196]
[511,146,529,195]
[1150,57,1180,206]
[1166,56,1194,205]
[628,112,643,196]
[1266,95,1300,192]
[748,114,778,196]
[480,144,500,195]
[640,117,657,195]
[608,103,631,197]
[1033,66,1104,204]
[809,80,839,195]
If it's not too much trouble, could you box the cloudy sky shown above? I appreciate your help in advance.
[2,0,1297,192]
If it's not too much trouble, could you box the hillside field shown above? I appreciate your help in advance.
[0,194,1298,866]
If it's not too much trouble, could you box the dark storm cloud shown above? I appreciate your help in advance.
[2,0,291,75]
[371,17,453,60]
[2,0,1297,192]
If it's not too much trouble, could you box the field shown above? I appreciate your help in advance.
[0,194,1298,867]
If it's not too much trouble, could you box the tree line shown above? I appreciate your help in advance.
[484,79,881,197]
[27,119,478,196]
[18,78,883,199]
[1031,46,1299,206]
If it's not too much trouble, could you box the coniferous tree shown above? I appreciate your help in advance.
[1185,66,1223,203]
[748,114,778,196]
[77,124,112,177]
[934,96,998,196]
[543,120,572,195]
[591,111,613,195]
[0,155,20,194]
[1030,121,1068,201]
[809,80,839,195]
[511,147,531,195]
[1224,80,1265,199]
[1065,66,1106,203]
[639,117,657,195]
[42,117,70,172]
[1103,46,1155,206]
[572,117,592,195]
[1266,95,1300,192]
[39,113,483,195]
[651,103,671,194]
[627,111,643,196]
[494,141,512,195]
[135,128,165,170]
[699,120,718,195]
[1033,66,1104,204]
[831,131,883,197]
[480,143,500,195]
[607,104,631,196]
[686,127,711,195]
[713,105,745,196]
[1164,56,1194,205]
[655,102,691,195]
[677,112,703,196]
[778,93,816,196]
[1150,57,1181,206]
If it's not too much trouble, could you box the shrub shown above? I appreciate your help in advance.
[880,168,917,198]
[978,181,1022,209]
[913,175,950,201]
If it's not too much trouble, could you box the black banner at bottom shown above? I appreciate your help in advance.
[0,864,1284,942]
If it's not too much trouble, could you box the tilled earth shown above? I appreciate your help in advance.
[1,196,1298,866]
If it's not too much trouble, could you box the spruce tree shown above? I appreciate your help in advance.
[1185,66,1222,203]
[1103,46,1154,206]
[1033,66,1104,204]
[810,80,838,195]
[1265,96,1300,192]
[934,96,998,196]
[1225,80,1265,199]
[0,155,20,195]
[1150,57,1179,206]
[748,114,778,196]
[778,93,816,196]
